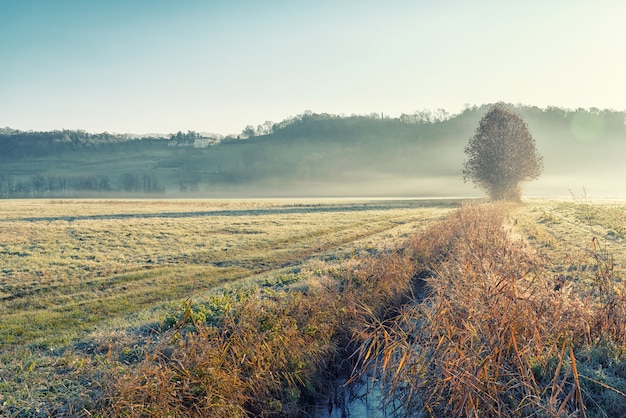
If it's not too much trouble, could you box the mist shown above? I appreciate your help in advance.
[1,105,626,199]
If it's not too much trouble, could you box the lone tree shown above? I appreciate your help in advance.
[463,104,543,201]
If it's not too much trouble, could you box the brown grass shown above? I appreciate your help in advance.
[0,198,452,416]
[95,201,626,417]
[5,198,626,416]
[351,203,626,417]
[95,241,418,416]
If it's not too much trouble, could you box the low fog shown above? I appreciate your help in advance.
[1,105,626,199]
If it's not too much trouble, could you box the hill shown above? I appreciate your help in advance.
[1,104,625,197]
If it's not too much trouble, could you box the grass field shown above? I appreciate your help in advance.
[1,197,625,416]
[0,198,456,415]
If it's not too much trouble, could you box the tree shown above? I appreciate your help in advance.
[463,104,543,201]
[240,125,257,139]
[30,174,47,196]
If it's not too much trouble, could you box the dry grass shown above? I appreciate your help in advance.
[4,198,626,416]
[351,202,626,417]
[0,198,451,416]
[95,246,419,417]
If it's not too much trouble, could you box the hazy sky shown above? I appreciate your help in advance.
[2,0,625,135]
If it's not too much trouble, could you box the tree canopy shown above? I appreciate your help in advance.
[463,104,543,201]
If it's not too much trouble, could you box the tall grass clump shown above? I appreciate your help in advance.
[95,250,417,416]
[352,204,626,417]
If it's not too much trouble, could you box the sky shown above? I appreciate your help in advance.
[2,0,626,136]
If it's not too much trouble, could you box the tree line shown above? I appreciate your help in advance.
[0,128,214,160]
[3,104,626,198]
[0,172,164,198]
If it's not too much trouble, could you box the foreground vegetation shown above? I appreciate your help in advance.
[1,198,626,416]
[0,198,451,416]
[354,201,626,416]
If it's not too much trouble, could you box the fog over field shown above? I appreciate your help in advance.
[2,105,625,199]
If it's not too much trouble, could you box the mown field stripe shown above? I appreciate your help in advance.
[0,213,431,349]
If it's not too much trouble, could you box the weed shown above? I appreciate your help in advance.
[351,203,626,417]
[96,233,418,416]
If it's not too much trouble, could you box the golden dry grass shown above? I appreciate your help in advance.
[97,250,419,417]
[0,198,453,416]
[351,201,626,417]
[3,197,626,416]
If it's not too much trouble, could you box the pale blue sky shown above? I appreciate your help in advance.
[2,0,625,135]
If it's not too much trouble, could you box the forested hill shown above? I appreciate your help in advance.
[1,104,625,198]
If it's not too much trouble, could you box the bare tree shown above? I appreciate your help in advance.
[463,104,543,201]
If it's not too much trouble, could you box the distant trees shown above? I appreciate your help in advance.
[399,108,452,124]
[111,172,164,193]
[0,172,163,198]
[0,129,174,161]
[237,121,275,139]
[169,131,199,144]
[31,174,46,196]
[0,173,14,198]
[240,125,257,139]
[7,104,626,198]
[463,104,543,201]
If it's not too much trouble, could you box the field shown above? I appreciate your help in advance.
[1,197,626,416]
[0,198,455,415]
